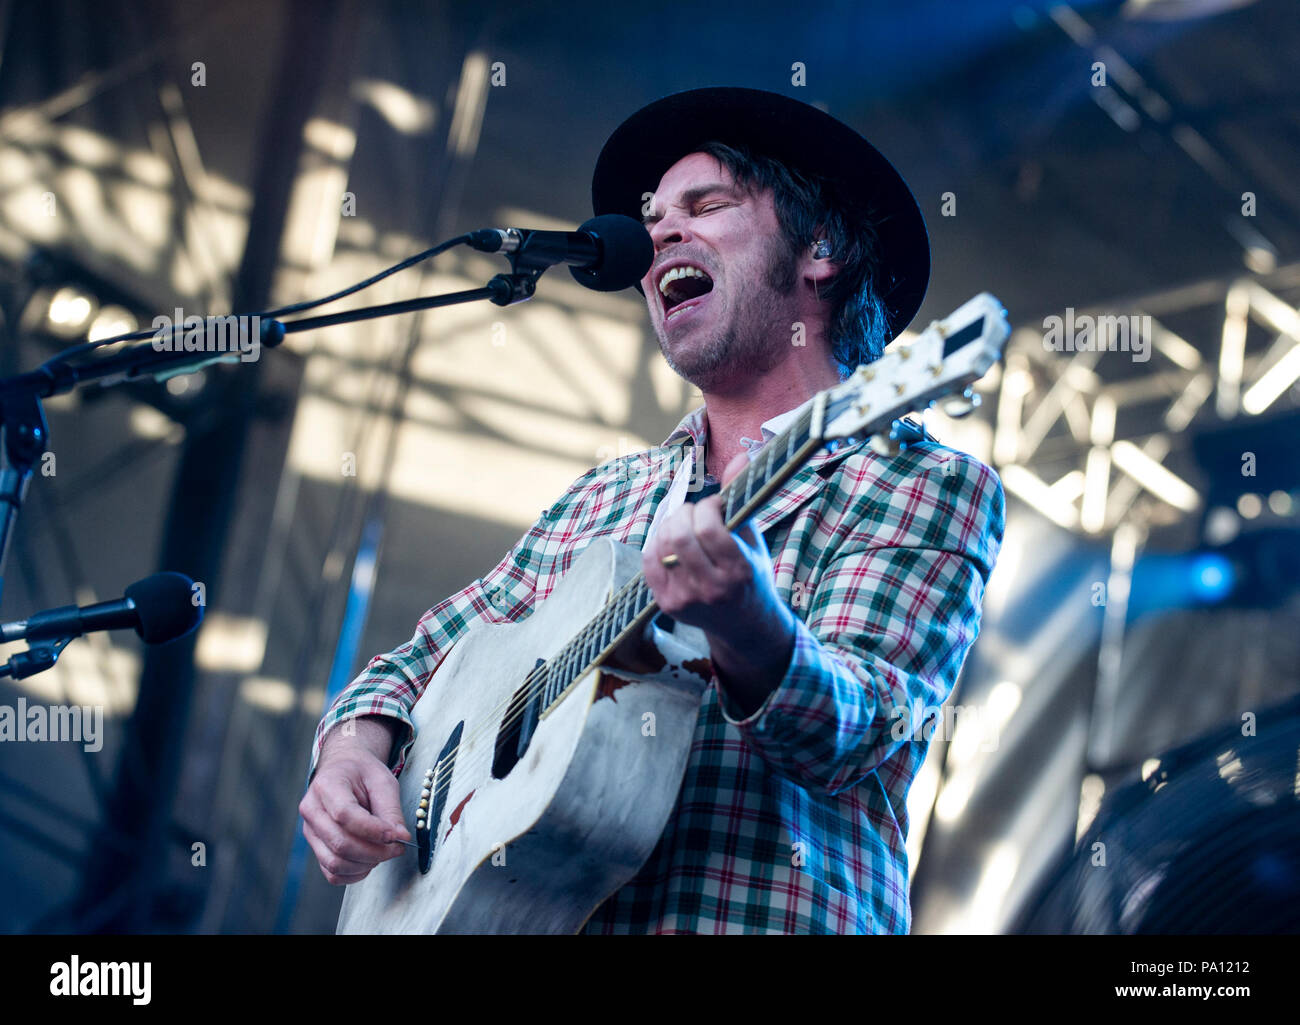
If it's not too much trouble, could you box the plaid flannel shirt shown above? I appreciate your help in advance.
[309,403,1004,933]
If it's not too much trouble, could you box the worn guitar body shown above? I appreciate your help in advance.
[336,538,712,934]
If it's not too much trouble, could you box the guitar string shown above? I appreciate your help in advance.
[412,406,820,819]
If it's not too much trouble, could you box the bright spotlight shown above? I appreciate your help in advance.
[88,305,138,342]
[46,286,97,333]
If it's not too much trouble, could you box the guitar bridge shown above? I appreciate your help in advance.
[416,720,463,874]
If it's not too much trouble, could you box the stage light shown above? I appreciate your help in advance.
[1082,448,1110,533]
[195,613,268,673]
[1237,493,1262,518]
[1242,343,1300,415]
[1076,774,1106,841]
[1217,283,1250,418]
[1150,323,1203,371]
[1110,440,1200,511]
[1189,552,1234,602]
[45,285,97,335]
[1215,750,1245,785]
[934,771,975,824]
[1129,549,1240,614]
[1123,0,1259,20]
[351,79,436,136]
[87,304,138,342]
[1204,506,1240,545]
[1244,245,1277,275]
[1001,465,1080,529]
[165,374,205,397]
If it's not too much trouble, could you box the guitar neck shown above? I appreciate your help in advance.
[535,396,828,718]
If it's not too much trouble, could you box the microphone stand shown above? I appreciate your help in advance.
[0,254,549,620]
[0,636,71,680]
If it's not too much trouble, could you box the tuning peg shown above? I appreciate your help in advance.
[939,387,981,419]
[868,417,927,457]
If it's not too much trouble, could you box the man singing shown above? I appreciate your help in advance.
[300,87,1004,933]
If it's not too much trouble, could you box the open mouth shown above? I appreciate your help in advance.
[657,264,714,319]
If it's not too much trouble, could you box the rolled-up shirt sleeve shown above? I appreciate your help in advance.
[716,452,1005,796]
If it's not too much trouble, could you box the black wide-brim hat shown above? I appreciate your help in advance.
[591,86,930,339]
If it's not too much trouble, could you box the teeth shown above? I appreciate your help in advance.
[657,265,710,295]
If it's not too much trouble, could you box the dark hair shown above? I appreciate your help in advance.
[697,140,892,376]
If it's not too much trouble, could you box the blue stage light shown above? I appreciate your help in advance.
[1189,553,1235,602]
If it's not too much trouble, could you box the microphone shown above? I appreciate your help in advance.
[0,572,203,645]
[465,214,653,292]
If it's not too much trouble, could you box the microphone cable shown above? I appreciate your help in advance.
[33,232,474,377]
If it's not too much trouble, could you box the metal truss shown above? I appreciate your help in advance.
[992,262,1300,537]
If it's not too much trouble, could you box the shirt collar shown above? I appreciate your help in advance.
[662,395,815,452]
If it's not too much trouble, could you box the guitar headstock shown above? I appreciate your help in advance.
[819,292,1010,443]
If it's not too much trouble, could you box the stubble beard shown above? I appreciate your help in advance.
[655,236,800,394]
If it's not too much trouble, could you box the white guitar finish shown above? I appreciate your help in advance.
[335,292,1011,934]
[336,538,712,934]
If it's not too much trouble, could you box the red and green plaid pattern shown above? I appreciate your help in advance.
[309,405,1004,933]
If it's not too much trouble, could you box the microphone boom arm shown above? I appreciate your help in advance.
[0,243,551,605]
[0,636,71,681]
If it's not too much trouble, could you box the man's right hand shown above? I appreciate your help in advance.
[299,717,412,886]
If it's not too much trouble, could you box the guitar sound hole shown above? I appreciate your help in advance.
[492,658,545,779]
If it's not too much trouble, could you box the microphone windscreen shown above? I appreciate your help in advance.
[125,571,204,644]
[570,214,653,292]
